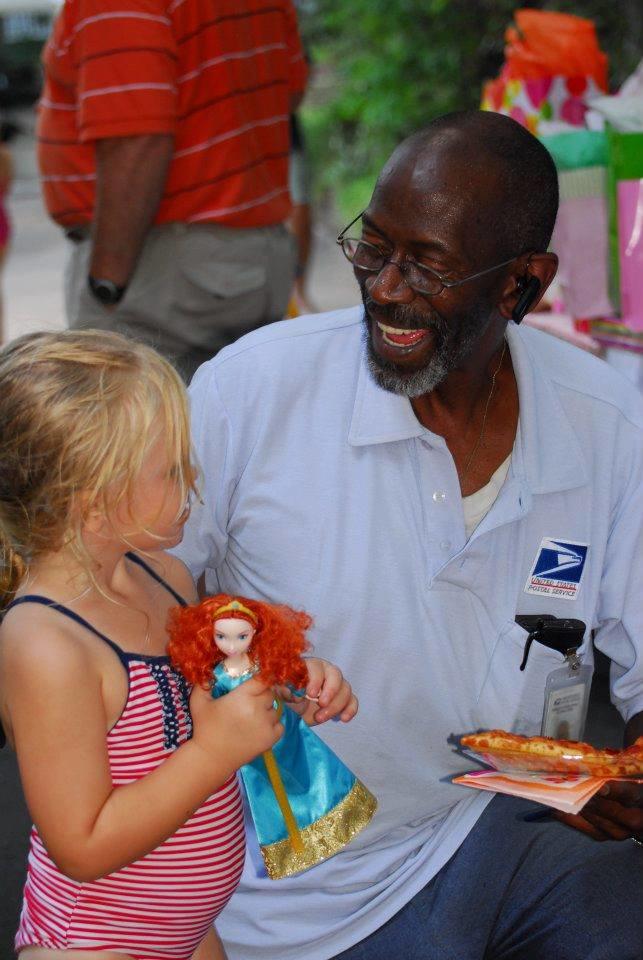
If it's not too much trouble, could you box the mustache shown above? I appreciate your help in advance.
[362,296,445,333]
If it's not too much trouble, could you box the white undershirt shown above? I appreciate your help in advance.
[462,454,512,538]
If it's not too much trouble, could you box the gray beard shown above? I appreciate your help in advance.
[362,306,492,399]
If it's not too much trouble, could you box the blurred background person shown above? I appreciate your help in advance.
[0,120,18,343]
[286,97,316,316]
[37,0,308,381]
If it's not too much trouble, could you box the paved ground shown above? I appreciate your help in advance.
[0,128,625,956]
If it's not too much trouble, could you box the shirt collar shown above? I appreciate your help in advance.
[348,342,428,447]
[348,320,587,494]
[507,323,587,494]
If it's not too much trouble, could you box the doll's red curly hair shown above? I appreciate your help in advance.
[167,594,311,689]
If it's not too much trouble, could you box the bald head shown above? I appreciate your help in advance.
[376,110,559,261]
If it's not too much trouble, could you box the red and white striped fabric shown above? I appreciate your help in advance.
[38,0,309,229]
[15,658,245,960]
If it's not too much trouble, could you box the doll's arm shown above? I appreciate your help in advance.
[279,657,358,725]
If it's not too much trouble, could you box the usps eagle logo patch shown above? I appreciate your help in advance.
[524,538,588,600]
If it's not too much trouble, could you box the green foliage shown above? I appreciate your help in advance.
[299,0,643,219]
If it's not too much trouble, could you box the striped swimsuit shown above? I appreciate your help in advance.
[11,554,245,960]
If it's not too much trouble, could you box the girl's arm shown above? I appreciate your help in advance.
[0,614,282,882]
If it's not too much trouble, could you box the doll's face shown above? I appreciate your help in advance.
[213,617,256,658]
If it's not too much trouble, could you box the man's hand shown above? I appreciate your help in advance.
[555,713,643,842]
[555,781,643,841]
[276,657,358,726]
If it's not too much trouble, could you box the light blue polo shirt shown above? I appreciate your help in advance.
[174,307,643,960]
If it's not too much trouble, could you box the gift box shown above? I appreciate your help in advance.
[540,132,612,321]
[481,9,608,135]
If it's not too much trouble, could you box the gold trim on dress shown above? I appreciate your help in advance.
[261,779,377,879]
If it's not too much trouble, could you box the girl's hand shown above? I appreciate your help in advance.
[279,657,358,726]
[190,677,283,768]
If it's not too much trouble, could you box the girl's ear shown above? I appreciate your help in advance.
[83,508,104,534]
[77,491,108,537]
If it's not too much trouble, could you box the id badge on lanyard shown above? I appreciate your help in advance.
[516,615,593,741]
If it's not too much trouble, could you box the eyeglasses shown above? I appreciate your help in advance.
[337,211,518,297]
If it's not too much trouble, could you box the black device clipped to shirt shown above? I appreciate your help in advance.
[512,276,541,324]
[516,614,586,670]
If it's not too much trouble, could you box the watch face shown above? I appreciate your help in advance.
[94,283,115,304]
[88,276,126,305]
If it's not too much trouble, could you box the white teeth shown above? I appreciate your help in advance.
[376,322,426,336]
[376,321,427,347]
[377,322,413,335]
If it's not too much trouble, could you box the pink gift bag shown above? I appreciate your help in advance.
[618,179,643,331]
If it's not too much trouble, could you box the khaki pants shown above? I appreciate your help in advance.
[65,221,296,381]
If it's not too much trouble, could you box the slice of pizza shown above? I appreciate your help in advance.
[460,730,643,776]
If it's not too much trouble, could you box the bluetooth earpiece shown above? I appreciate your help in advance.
[512,276,541,324]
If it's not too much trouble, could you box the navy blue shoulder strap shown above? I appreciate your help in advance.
[3,595,126,661]
[126,552,187,606]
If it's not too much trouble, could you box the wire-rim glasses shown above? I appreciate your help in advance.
[336,211,518,297]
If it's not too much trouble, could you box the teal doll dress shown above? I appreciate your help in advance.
[212,662,377,879]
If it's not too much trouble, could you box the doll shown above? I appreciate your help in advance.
[168,595,377,879]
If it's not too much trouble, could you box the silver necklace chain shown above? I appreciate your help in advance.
[461,338,507,487]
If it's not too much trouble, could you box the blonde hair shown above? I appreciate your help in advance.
[0,330,197,611]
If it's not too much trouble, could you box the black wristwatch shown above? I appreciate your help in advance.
[87,274,127,306]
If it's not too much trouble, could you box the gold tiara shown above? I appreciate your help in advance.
[211,599,258,623]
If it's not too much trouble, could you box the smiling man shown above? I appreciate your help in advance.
[175,111,643,959]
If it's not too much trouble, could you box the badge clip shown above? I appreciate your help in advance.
[516,615,592,740]
[516,615,586,671]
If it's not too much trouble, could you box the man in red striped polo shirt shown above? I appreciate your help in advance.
[37,0,308,380]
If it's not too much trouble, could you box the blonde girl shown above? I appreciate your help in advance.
[0,331,355,960]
